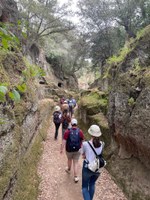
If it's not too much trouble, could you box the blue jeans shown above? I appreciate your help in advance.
[82,160,100,200]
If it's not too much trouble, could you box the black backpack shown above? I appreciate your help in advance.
[66,128,80,152]
[62,118,69,129]
[53,112,61,124]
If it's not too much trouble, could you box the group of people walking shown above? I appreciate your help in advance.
[52,96,76,140]
[52,96,105,200]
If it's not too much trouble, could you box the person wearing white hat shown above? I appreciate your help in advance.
[81,125,105,200]
[53,106,61,140]
[60,118,84,183]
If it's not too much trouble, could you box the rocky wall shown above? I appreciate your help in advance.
[0,49,55,200]
[0,99,54,200]
[77,89,110,146]
[107,25,150,200]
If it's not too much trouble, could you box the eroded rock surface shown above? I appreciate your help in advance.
[107,25,150,200]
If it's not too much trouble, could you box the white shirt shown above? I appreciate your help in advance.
[82,140,104,163]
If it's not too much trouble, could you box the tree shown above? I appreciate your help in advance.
[77,0,125,68]
[111,0,150,38]
[112,0,139,38]
[16,0,74,51]
[45,32,89,74]
[77,0,150,71]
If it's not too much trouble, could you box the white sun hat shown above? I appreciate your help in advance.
[88,125,102,137]
[54,105,60,111]
[71,118,78,125]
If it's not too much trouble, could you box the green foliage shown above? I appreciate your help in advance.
[16,83,27,93]
[0,84,22,103]
[128,97,135,106]
[0,56,45,104]
[9,89,21,102]
[102,66,111,79]
[0,24,20,50]
[136,29,146,40]
[0,85,8,102]
[0,118,5,125]
[108,45,132,65]
[23,59,46,80]
[80,90,108,115]
[136,25,150,40]
[133,58,141,71]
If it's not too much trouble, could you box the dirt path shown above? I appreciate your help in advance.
[37,119,127,200]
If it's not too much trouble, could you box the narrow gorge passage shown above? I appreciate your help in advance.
[37,117,127,200]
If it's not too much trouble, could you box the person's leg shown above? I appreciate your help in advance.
[67,158,72,170]
[62,127,65,140]
[73,159,80,183]
[89,173,100,200]
[82,161,91,200]
[72,107,74,117]
[69,106,71,117]
[54,123,57,139]
[65,152,72,172]
[54,123,60,139]
[72,151,80,177]
[70,107,73,117]
[73,159,78,176]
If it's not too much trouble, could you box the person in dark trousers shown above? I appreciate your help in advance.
[53,106,61,140]
[81,125,105,200]
[61,109,71,139]
[60,118,84,183]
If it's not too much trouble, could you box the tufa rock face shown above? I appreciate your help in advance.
[0,0,19,24]
[107,25,150,199]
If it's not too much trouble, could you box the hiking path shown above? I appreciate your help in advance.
[37,118,127,200]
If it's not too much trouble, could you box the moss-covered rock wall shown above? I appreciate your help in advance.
[0,50,55,200]
[106,25,150,200]
[77,89,110,147]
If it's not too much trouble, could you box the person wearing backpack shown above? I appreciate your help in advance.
[81,125,105,200]
[61,100,69,112]
[60,118,84,183]
[68,97,76,117]
[61,109,71,139]
[53,106,62,140]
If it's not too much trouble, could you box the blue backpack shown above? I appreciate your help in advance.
[66,128,80,152]
[68,99,74,108]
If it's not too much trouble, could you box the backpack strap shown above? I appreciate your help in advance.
[88,141,98,156]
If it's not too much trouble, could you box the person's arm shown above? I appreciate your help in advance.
[60,139,66,154]
[80,129,85,142]
[60,130,69,153]
[81,142,86,159]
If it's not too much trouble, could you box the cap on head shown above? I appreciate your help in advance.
[88,125,102,137]
[71,118,77,125]
[54,105,60,111]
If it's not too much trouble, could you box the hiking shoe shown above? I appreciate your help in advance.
[65,167,70,174]
[74,176,79,183]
